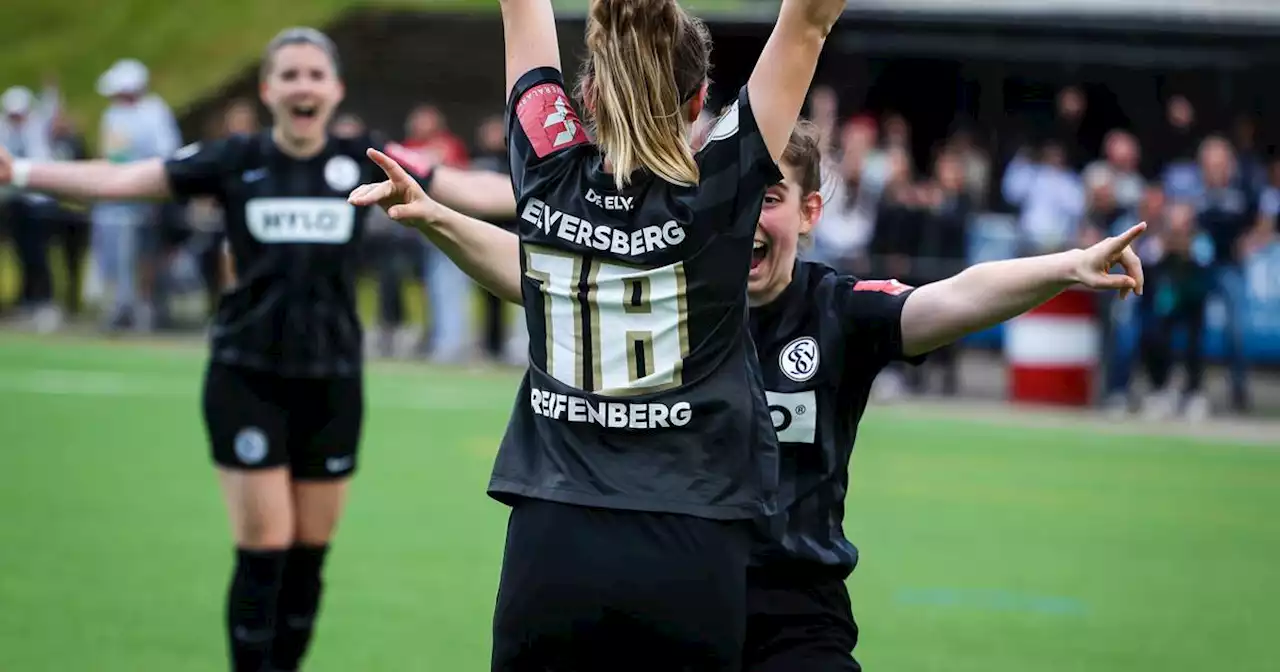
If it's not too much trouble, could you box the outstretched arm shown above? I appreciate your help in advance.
[0,147,171,201]
[899,223,1147,357]
[428,165,518,219]
[747,0,846,161]
[500,0,561,98]
[350,148,523,303]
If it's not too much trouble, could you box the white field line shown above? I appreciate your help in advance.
[0,367,1275,447]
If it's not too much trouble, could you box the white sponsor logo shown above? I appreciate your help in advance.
[530,387,692,429]
[779,336,820,382]
[545,97,579,148]
[765,390,817,444]
[245,198,355,244]
[521,198,685,256]
[585,189,634,212]
[234,427,268,464]
[324,155,361,191]
[706,101,740,143]
[325,456,354,473]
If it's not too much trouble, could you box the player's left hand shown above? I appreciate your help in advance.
[348,148,442,225]
[1072,221,1146,299]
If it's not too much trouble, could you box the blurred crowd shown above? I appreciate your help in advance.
[2,63,1276,418]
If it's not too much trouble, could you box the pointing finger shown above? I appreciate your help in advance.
[367,148,415,188]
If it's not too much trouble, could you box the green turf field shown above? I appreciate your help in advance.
[1,332,1277,671]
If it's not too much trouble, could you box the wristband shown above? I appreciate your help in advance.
[10,159,31,188]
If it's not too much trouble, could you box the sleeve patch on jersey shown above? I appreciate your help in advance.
[704,100,740,144]
[854,279,913,296]
[516,82,588,158]
[383,142,432,178]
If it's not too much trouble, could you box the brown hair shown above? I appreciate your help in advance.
[778,120,827,248]
[781,120,823,197]
[261,27,341,79]
[578,0,711,189]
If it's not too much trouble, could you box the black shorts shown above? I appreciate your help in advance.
[492,498,752,672]
[201,362,364,479]
[744,567,860,672]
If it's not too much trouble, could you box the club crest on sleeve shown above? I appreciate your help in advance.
[705,101,740,143]
[324,155,361,191]
[779,336,819,382]
[516,82,588,158]
[383,142,432,178]
[853,279,913,296]
[234,427,268,465]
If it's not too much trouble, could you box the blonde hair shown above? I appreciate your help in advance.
[579,0,711,189]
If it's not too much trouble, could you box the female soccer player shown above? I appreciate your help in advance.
[352,122,1145,670]
[0,27,515,672]
[356,0,843,667]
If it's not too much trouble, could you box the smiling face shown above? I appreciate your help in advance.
[749,160,823,306]
[259,42,344,153]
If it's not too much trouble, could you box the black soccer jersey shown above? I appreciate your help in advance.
[748,261,922,575]
[164,131,432,378]
[488,66,782,520]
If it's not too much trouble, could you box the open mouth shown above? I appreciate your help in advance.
[751,240,769,270]
[289,104,319,121]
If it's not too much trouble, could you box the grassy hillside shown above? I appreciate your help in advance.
[0,0,750,142]
[0,0,491,139]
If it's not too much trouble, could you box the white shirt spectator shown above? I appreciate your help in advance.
[1002,153,1086,253]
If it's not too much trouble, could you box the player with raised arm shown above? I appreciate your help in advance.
[352,120,1146,669]
[353,0,843,667]
[0,28,515,672]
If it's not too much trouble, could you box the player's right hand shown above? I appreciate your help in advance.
[0,145,14,185]
[349,148,443,226]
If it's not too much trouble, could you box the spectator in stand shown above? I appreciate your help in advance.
[1256,157,1280,245]
[402,103,473,362]
[1054,85,1089,169]
[1139,201,1213,421]
[0,82,59,329]
[1082,165,1126,240]
[1084,130,1144,212]
[1231,114,1266,193]
[46,112,91,318]
[1157,95,1200,196]
[807,85,839,157]
[190,99,259,320]
[92,58,182,332]
[912,150,973,395]
[469,114,526,364]
[1002,139,1086,254]
[331,112,364,139]
[946,124,990,209]
[1195,135,1261,412]
[1100,183,1166,414]
[869,146,919,399]
[811,133,877,275]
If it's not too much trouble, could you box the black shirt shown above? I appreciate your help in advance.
[488,67,782,520]
[164,130,432,377]
[1195,185,1255,266]
[749,261,921,576]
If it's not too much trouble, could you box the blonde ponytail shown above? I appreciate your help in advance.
[582,0,710,190]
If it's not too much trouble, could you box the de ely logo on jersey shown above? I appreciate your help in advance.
[779,336,819,382]
[517,82,588,158]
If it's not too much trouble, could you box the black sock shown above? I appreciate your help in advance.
[268,544,330,671]
[227,548,288,672]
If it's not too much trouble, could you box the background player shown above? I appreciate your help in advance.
[355,0,845,666]
[349,120,1146,669]
[0,27,515,672]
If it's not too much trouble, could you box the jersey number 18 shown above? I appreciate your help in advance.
[526,247,690,396]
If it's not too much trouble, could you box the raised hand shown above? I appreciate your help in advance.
[347,148,441,225]
[1073,222,1147,299]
